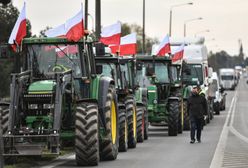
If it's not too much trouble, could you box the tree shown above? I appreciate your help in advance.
[39,26,52,37]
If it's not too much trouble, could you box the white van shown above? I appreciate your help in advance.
[219,68,236,90]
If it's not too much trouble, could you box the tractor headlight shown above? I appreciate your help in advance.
[43,104,54,109]
[29,104,38,109]
[153,99,158,104]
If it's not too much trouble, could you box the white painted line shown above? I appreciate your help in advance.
[229,127,248,144]
[209,91,237,168]
[40,153,75,168]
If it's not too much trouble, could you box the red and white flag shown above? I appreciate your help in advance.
[45,24,66,38]
[172,44,184,62]
[100,22,121,45]
[8,2,26,51]
[65,8,84,41]
[45,5,84,41]
[110,33,137,56]
[155,35,171,56]
[120,33,136,56]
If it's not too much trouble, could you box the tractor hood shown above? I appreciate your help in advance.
[28,80,56,94]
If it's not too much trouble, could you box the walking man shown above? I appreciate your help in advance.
[188,86,208,143]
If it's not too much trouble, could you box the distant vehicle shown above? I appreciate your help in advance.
[210,72,227,114]
[219,68,236,90]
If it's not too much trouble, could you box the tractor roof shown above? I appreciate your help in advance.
[136,55,171,62]
[22,37,92,45]
[95,55,134,64]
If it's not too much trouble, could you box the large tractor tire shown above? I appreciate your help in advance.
[137,106,145,143]
[0,107,4,168]
[100,86,119,161]
[75,103,99,166]
[183,101,190,131]
[143,106,149,140]
[178,108,183,134]
[168,100,179,136]
[125,96,137,148]
[118,109,128,152]
[0,106,9,135]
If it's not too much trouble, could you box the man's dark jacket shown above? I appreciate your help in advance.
[187,93,208,119]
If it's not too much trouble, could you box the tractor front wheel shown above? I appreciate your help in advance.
[125,96,137,148]
[75,103,99,166]
[100,86,119,161]
[168,100,179,136]
[137,107,145,143]
[118,109,128,152]
[183,100,190,131]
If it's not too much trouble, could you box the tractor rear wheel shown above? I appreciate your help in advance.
[0,106,9,135]
[183,100,190,131]
[75,103,99,166]
[118,109,128,152]
[100,86,118,161]
[143,106,149,140]
[178,106,183,134]
[125,96,137,148]
[168,100,179,136]
[137,107,145,143]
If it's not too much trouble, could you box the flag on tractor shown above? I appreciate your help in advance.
[100,22,121,45]
[45,5,84,41]
[172,44,184,62]
[155,35,171,56]
[110,33,137,56]
[8,2,27,52]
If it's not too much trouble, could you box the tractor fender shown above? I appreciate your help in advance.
[168,97,180,101]
[98,76,117,129]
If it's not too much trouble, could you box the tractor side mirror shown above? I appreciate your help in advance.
[95,43,105,56]
[96,65,103,74]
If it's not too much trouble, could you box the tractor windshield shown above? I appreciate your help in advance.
[143,62,169,83]
[27,44,82,77]
[183,64,203,85]
[97,63,118,84]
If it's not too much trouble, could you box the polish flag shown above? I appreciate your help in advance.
[45,5,84,41]
[45,24,66,38]
[155,35,171,56]
[65,8,84,42]
[8,2,26,51]
[109,45,120,54]
[172,44,184,62]
[100,22,121,45]
[120,33,136,56]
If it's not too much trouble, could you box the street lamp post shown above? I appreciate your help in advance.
[169,2,193,37]
[184,17,203,37]
[142,0,145,54]
[194,29,210,37]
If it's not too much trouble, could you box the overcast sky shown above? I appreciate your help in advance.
[12,0,248,56]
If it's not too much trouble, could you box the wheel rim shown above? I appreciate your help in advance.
[133,107,137,139]
[111,101,117,144]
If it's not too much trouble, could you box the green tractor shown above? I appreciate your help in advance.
[170,61,192,131]
[136,56,182,136]
[0,37,119,166]
[95,52,148,152]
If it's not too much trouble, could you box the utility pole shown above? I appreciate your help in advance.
[95,0,101,39]
[84,0,88,30]
[142,0,145,54]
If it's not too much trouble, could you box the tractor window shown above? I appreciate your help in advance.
[100,63,117,81]
[170,66,178,82]
[27,44,82,77]
[120,64,131,87]
[154,62,170,83]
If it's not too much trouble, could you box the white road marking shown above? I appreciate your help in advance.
[40,153,75,168]
[209,91,237,168]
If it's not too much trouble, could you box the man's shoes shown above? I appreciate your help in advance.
[190,140,195,144]
[197,139,201,143]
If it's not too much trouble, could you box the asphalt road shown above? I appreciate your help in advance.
[38,83,237,168]
[6,78,248,168]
